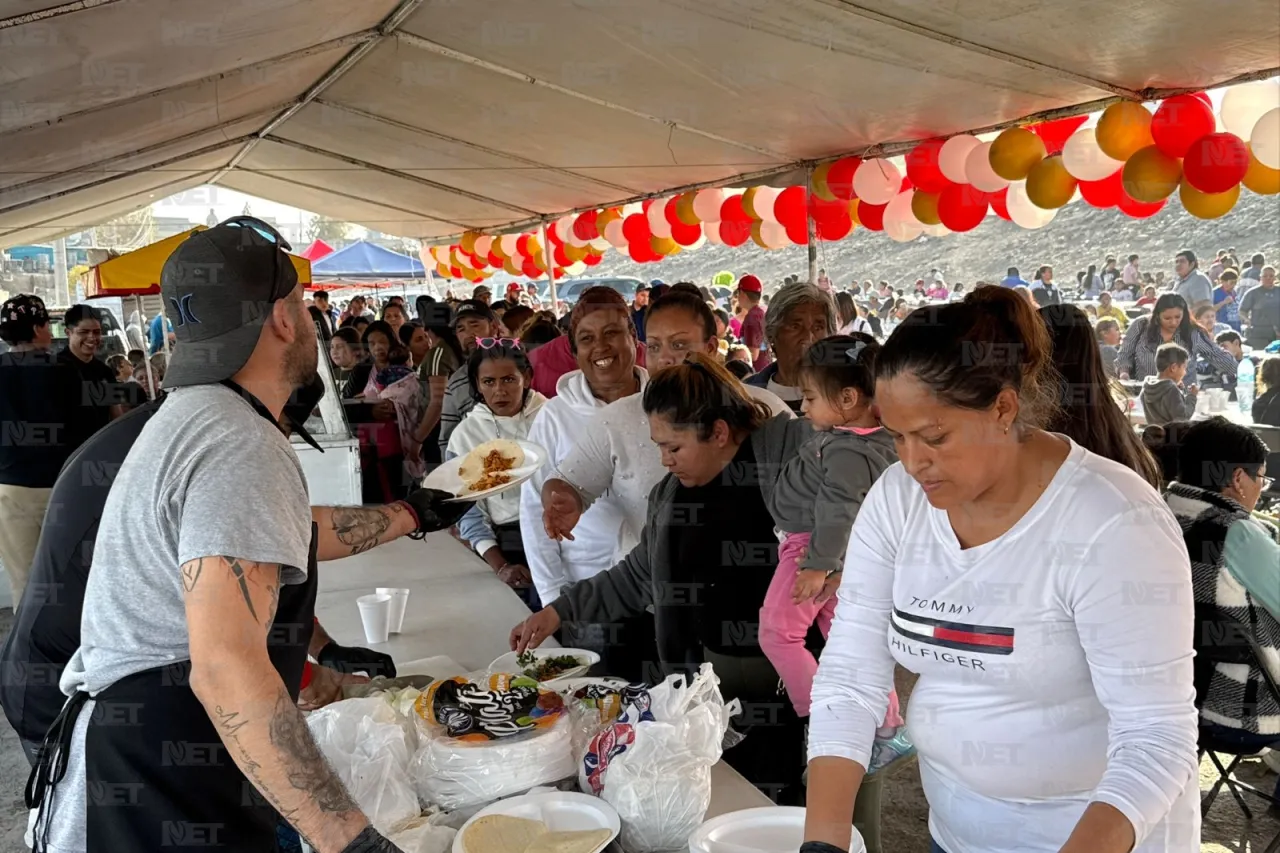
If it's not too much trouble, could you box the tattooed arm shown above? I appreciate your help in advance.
[182,555,369,853]
[310,504,415,560]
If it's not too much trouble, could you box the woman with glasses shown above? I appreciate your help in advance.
[447,338,547,609]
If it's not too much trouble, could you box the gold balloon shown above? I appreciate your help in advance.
[742,187,766,220]
[988,127,1047,181]
[911,191,942,225]
[503,256,521,275]
[650,236,678,255]
[675,191,700,225]
[1179,179,1240,219]
[1243,143,1280,195]
[1025,155,1078,209]
[1122,145,1182,202]
[1095,102,1154,161]
[459,231,479,254]
[436,263,450,279]
[563,242,589,263]
[811,161,837,202]
[597,207,622,228]
[849,198,860,226]
[751,221,769,249]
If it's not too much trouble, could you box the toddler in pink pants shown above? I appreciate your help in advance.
[760,334,904,737]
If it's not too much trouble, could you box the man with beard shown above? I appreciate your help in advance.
[29,219,407,852]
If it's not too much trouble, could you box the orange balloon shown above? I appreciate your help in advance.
[650,236,678,255]
[1179,179,1240,219]
[1095,102,1154,161]
[811,161,837,201]
[849,198,860,225]
[988,127,1047,180]
[675,191,700,225]
[459,231,479,254]
[1243,142,1280,195]
[1025,155,1078,209]
[563,242,589,263]
[1122,145,1182,202]
[911,191,942,225]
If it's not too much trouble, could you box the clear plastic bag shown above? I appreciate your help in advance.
[581,664,740,852]
[385,816,456,853]
[306,697,421,833]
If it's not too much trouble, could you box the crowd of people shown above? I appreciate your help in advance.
[0,218,1278,852]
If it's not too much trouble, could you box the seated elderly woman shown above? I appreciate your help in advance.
[745,281,837,411]
[1162,417,1279,776]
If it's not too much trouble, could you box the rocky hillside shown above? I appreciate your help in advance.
[586,190,1280,290]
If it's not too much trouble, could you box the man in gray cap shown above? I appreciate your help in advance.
[30,218,407,852]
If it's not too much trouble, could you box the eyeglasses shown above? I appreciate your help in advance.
[476,337,521,350]
[1259,474,1275,492]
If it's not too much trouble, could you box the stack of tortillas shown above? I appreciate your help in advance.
[457,439,526,490]
[461,815,611,853]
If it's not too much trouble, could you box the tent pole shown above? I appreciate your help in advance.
[805,166,817,285]
[137,295,156,401]
[540,220,558,316]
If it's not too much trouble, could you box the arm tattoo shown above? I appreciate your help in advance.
[267,688,360,813]
[228,558,259,622]
[182,558,205,592]
[330,505,399,556]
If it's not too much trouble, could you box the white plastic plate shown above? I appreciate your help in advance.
[423,439,547,501]
[688,806,866,853]
[488,648,601,687]
[452,791,619,853]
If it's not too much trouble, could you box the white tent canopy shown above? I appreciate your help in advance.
[2,0,1277,248]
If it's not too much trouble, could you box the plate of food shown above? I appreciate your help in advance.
[453,791,619,853]
[688,807,865,853]
[424,438,547,501]
[489,648,600,687]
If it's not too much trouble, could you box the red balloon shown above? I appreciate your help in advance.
[670,220,702,246]
[516,234,533,256]
[936,184,988,232]
[906,139,949,193]
[664,197,685,228]
[1031,115,1088,155]
[1151,95,1217,158]
[720,194,751,223]
[1078,170,1125,208]
[720,219,752,247]
[784,219,808,244]
[826,157,862,201]
[628,241,649,263]
[522,258,541,278]
[1183,132,1250,194]
[553,245,570,267]
[988,188,1010,221]
[808,194,849,224]
[573,210,599,241]
[899,176,914,192]
[583,251,603,267]
[772,186,807,228]
[1190,91,1212,106]
[487,250,504,268]
[450,266,462,279]
[622,213,651,245]
[1117,191,1166,218]
[857,201,887,231]
[553,268,564,279]
[815,214,853,241]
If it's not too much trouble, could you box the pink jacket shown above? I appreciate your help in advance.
[530,335,647,399]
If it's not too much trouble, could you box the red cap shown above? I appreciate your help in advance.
[507,282,522,293]
[737,274,763,294]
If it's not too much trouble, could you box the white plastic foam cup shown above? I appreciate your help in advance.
[376,587,410,633]
[357,593,392,644]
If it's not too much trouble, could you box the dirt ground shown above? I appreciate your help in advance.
[0,613,1274,852]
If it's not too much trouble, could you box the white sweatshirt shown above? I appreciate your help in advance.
[553,382,793,541]
[809,440,1200,853]
[446,391,546,555]
[520,369,647,604]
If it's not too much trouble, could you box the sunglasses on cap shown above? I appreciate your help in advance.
[477,337,521,350]
[222,215,292,251]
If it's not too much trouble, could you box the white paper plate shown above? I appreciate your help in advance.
[488,648,601,687]
[423,439,547,501]
[452,791,619,853]
[688,806,866,853]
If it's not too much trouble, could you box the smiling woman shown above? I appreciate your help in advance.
[804,286,1200,853]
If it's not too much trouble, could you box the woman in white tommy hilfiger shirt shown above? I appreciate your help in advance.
[801,287,1199,853]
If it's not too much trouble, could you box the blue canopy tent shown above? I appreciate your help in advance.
[309,240,426,284]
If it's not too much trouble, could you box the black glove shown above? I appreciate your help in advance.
[403,487,472,534]
[317,642,397,678]
[340,825,404,853]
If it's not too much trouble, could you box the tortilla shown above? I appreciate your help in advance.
[461,815,547,852]
[524,828,614,853]
[457,438,526,490]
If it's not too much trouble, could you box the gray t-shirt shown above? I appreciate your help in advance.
[1175,271,1213,307]
[41,384,312,851]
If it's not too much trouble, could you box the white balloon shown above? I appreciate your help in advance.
[752,186,781,222]
[704,224,725,245]
[473,235,493,257]
[647,199,672,234]
[565,261,587,275]
[883,190,921,242]
[604,219,627,249]
[554,216,575,241]
[1251,106,1280,170]
[455,251,474,269]
[1005,181,1058,229]
[922,222,952,238]
[622,202,644,217]
[566,229,591,248]
[499,233,519,256]
[939,135,980,183]
[693,188,725,222]
[758,220,789,249]
[853,159,901,205]
[588,236,611,252]
[1220,80,1280,138]
[1061,127,1123,181]
[965,141,1009,192]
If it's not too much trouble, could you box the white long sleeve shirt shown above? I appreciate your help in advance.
[553,382,793,540]
[520,369,646,604]
[809,440,1200,853]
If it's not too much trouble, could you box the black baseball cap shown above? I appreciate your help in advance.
[161,216,300,389]
[452,299,498,328]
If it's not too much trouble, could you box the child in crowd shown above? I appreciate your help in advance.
[759,333,908,770]
[106,353,132,382]
[447,338,547,609]
[1141,342,1198,426]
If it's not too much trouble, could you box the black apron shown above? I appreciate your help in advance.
[27,381,320,853]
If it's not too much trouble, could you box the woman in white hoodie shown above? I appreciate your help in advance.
[447,338,546,609]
